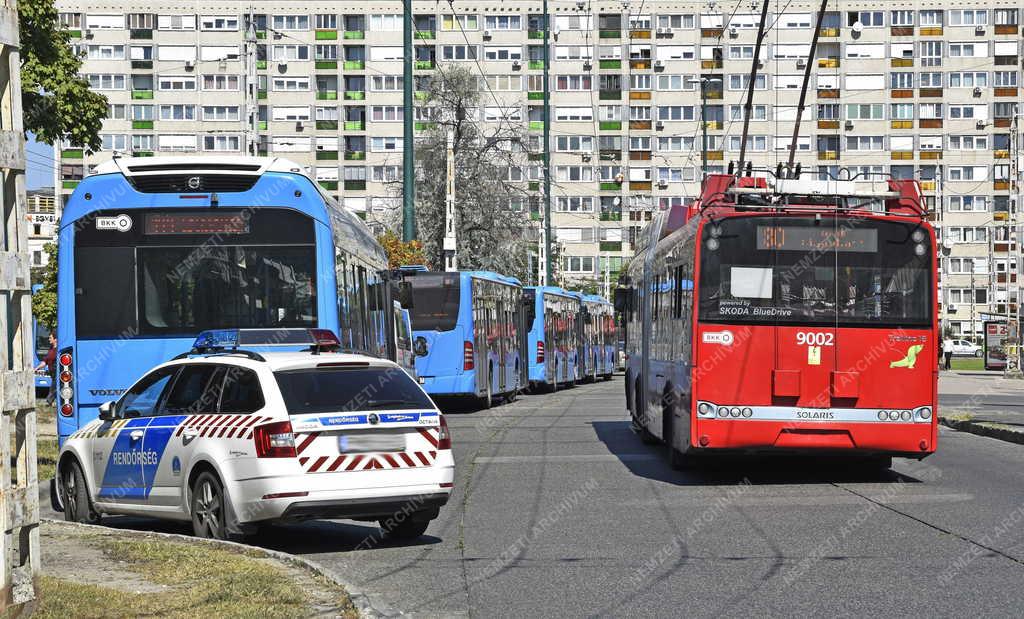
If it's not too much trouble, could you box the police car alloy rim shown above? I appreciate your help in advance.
[63,468,78,517]
[194,479,222,536]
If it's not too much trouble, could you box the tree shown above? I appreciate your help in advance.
[32,243,57,330]
[386,66,535,280]
[378,230,429,269]
[19,0,108,150]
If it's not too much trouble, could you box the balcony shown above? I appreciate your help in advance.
[344,60,365,70]
[705,151,724,161]
[343,151,365,160]
[131,90,153,99]
[629,181,652,191]
[316,90,338,100]
[599,182,621,191]
[256,60,267,70]
[818,27,839,37]
[316,60,337,70]
[817,150,839,160]
[343,180,366,190]
[527,29,544,40]
[528,60,545,70]
[994,150,1010,159]
[891,58,913,67]
[918,88,943,98]
[701,28,723,38]
[891,151,914,160]
[65,29,81,38]
[133,150,154,157]
[528,181,540,191]
[630,59,651,70]
[995,25,1019,35]
[598,59,621,69]
[700,60,723,70]
[599,149,621,161]
[891,120,913,129]
[599,90,621,100]
[995,88,1018,97]
[414,121,436,131]
[61,149,83,159]
[629,91,651,100]
[994,180,1011,191]
[891,89,913,98]
[817,120,839,130]
[704,120,723,130]
[343,30,365,39]
[598,29,620,39]
[818,58,840,68]
[629,120,652,130]
[344,91,365,100]
[629,151,652,162]
[258,120,268,130]
[414,60,435,70]
[817,89,839,98]
[316,120,339,130]
[919,26,943,35]
[995,56,1018,66]
[527,91,543,100]
[528,121,545,131]
[919,151,942,160]
[343,120,364,131]
[129,28,152,39]
[62,180,80,189]
[316,150,339,160]
[414,30,435,40]
[318,180,339,190]
[131,60,152,70]
[255,30,266,39]
[890,26,914,37]
[995,117,1013,128]
[599,211,622,221]
[132,120,153,129]
[629,29,651,39]
[920,180,936,191]
[599,241,623,252]
[315,29,338,40]
[599,121,622,131]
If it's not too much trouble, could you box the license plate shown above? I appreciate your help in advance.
[338,432,406,453]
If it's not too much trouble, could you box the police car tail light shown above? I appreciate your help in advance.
[437,415,452,450]
[536,341,545,363]
[253,420,296,458]
[463,341,474,371]
[58,349,74,417]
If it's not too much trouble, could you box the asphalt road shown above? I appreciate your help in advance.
[48,377,1024,617]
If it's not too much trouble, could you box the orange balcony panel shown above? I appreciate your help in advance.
[704,120,723,130]
[891,120,913,129]
[817,89,839,99]
[701,28,723,38]
[891,151,914,160]
[891,89,914,98]
[629,151,652,161]
[818,58,840,68]
[629,181,653,191]
[994,180,1010,191]
[995,88,1018,97]
[891,58,914,67]
[629,30,652,39]
[629,120,652,130]
[630,60,651,70]
[817,120,839,130]
[994,150,1010,159]
[705,150,724,161]
[817,151,839,160]
[891,26,914,36]
[629,90,652,100]
[919,27,943,36]
[701,60,723,70]
[919,88,943,98]
[995,25,1018,35]
[920,151,943,160]
[919,119,943,129]
[818,27,839,37]
[920,180,936,191]
[995,118,1012,128]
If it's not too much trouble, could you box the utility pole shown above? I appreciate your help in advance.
[402,0,416,241]
[1006,112,1023,377]
[244,9,258,156]
[443,129,457,271]
[542,0,552,285]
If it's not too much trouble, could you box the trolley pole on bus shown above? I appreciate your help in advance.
[402,0,416,242]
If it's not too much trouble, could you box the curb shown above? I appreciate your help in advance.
[939,417,1024,446]
[40,517,402,618]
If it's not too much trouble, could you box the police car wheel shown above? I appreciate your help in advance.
[191,472,227,539]
[62,460,99,524]
[378,517,430,540]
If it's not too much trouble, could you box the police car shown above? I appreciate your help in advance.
[53,328,454,541]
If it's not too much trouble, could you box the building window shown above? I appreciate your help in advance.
[159,104,195,120]
[846,103,884,120]
[272,15,309,30]
[442,14,478,31]
[87,74,126,90]
[949,10,987,26]
[202,75,240,91]
[201,15,238,31]
[202,105,240,121]
[158,75,196,91]
[484,15,521,30]
[203,135,240,151]
[157,14,196,31]
[948,196,988,212]
[563,256,595,274]
[847,11,884,27]
[272,45,310,61]
[370,137,403,152]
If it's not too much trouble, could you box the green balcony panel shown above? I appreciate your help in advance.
[129,29,152,39]
[600,212,623,221]
[131,90,154,100]
[599,59,622,69]
[528,60,545,70]
[131,60,152,70]
[317,120,339,130]
[256,60,268,70]
[527,30,544,39]
[132,120,154,130]
[527,91,544,100]
[258,121,268,130]
[527,153,544,161]
[62,180,80,189]
[61,149,83,159]
[530,212,542,221]
[344,151,366,160]
[343,121,364,130]
[414,91,429,101]
[315,30,338,40]
[255,31,266,39]
[316,91,339,100]
[343,60,365,70]
[414,31,436,39]
[133,151,154,157]
[315,60,338,70]
[316,150,340,160]
[599,241,623,252]
[257,89,267,99]
[344,180,366,190]
[344,91,365,100]
[599,121,622,131]
[414,60,435,70]
[528,182,540,191]
[599,30,621,39]
[343,31,365,39]
[528,121,545,131]
[66,30,81,38]
[319,180,339,190]
[599,182,621,191]
[355,211,366,220]
[598,90,621,100]
[414,121,436,131]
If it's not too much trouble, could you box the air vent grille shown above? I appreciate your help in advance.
[127,174,260,193]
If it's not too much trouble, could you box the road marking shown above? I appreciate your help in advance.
[633,493,974,507]
[475,454,660,463]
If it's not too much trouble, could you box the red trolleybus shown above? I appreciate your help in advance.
[619,172,938,469]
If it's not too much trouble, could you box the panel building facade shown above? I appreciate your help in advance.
[53,1,1023,337]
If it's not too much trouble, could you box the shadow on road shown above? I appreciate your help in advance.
[592,420,925,486]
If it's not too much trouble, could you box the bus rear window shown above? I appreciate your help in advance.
[407,274,460,331]
[698,216,932,327]
[274,367,434,414]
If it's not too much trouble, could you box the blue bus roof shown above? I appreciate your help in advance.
[582,294,611,304]
[526,285,578,299]
[463,271,522,287]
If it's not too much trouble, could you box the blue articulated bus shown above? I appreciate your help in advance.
[32,284,53,395]
[55,156,407,444]
[525,286,582,391]
[403,269,522,407]
[580,295,616,382]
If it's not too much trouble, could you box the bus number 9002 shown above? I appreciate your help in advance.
[796,331,834,346]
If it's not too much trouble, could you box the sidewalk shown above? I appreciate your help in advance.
[938,371,1024,445]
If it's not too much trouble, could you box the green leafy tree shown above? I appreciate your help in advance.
[19,0,107,150]
[32,243,58,330]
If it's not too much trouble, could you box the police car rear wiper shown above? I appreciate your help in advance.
[363,399,421,409]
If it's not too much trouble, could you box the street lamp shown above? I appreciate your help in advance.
[686,76,723,183]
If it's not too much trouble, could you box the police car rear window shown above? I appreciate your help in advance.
[274,368,434,414]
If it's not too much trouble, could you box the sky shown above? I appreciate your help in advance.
[25,134,56,190]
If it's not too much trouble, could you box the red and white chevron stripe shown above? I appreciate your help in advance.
[298,450,439,473]
[174,414,271,439]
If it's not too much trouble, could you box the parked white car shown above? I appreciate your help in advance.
[945,339,983,357]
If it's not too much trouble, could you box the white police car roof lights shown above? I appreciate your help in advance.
[178,328,345,360]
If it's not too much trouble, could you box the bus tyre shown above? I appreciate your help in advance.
[633,382,658,445]
[61,460,100,525]
[191,471,229,540]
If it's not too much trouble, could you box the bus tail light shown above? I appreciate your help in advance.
[463,341,474,370]
[437,415,452,450]
[58,349,73,417]
[536,341,545,363]
[253,420,296,458]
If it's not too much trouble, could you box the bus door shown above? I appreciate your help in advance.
[472,283,490,397]
[518,292,532,388]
